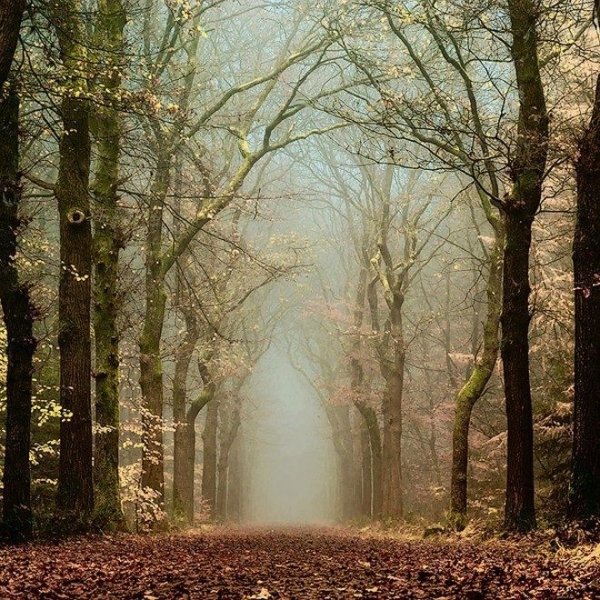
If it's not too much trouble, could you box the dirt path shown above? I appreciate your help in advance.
[0,528,598,599]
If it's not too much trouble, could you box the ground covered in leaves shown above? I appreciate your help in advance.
[1,528,599,599]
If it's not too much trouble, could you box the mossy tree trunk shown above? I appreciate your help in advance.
[91,0,127,531]
[449,227,504,529]
[202,397,219,519]
[501,0,548,532]
[0,83,36,542]
[51,0,94,523]
[138,152,171,525]
[175,382,215,523]
[172,277,200,524]
[380,305,405,521]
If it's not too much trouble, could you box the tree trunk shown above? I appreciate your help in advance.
[139,298,166,523]
[357,403,383,519]
[501,212,536,531]
[449,232,503,529]
[176,418,196,524]
[92,0,127,531]
[501,0,548,532]
[55,91,94,522]
[381,361,404,520]
[0,0,26,92]
[227,437,243,522]
[325,404,355,521]
[52,1,94,522]
[359,418,372,518]
[202,398,219,518]
[216,461,228,521]
[173,383,196,524]
[177,386,214,523]
[337,405,356,520]
[0,83,36,542]
[571,74,600,519]
[172,279,200,524]
[138,154,171,525]
[216,404,241,522]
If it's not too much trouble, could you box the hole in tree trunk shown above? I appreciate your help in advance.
[68,209,87,225]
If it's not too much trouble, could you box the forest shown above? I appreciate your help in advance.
[1,0,600,597]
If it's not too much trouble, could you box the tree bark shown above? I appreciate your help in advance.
[0,0,26,93]
[502,212,536,531]
[216,404,241,522]
[324,404,355,521]
[171,263,200,524]
[202,398,219,519]
[449,230,503,529]
[176,418,196,523]
[176,386,214,523]
[571,74,600,519]
[381,338,404,520]
[227,437,243,522]
[359,418,372,518]
[52,0,94,522]
[337,406,356,520]
[92,0,127,531]
[349,263,382,519]
[357,403,383,519]
[138,154,171,525]
[0,83,36,542]
[501,0,548,532]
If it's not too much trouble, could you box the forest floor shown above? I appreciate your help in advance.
[1,527,599,599]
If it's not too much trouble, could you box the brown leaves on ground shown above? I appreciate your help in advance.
[0,528,598,599]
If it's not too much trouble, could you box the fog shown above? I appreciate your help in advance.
[0,0,580,542]
[244,343,336,524]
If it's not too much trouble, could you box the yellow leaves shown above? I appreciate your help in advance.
[35,401,63,427]
[61,262,90,282]
[247,589,272,600]
[0,324,6,384]
[194,24,208,38]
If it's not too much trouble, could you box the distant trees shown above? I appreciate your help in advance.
[1,0,600,541]
[328,0,571,530]
[130,1,346,526]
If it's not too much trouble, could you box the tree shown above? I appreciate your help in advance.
[0,82,37,541]
[201,395,219,518]
[51,0,94,522]
[332,0,553,530]
[571,72,600,519]
[133,0,346,523]
[500,0,548,531]
[449,217,503,529]
[0,0,26,92]
[0,0,34,545]
[92,0,127,531]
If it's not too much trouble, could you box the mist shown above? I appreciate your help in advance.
[0,1,598,596]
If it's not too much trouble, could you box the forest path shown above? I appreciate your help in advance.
[0,527,599,599]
